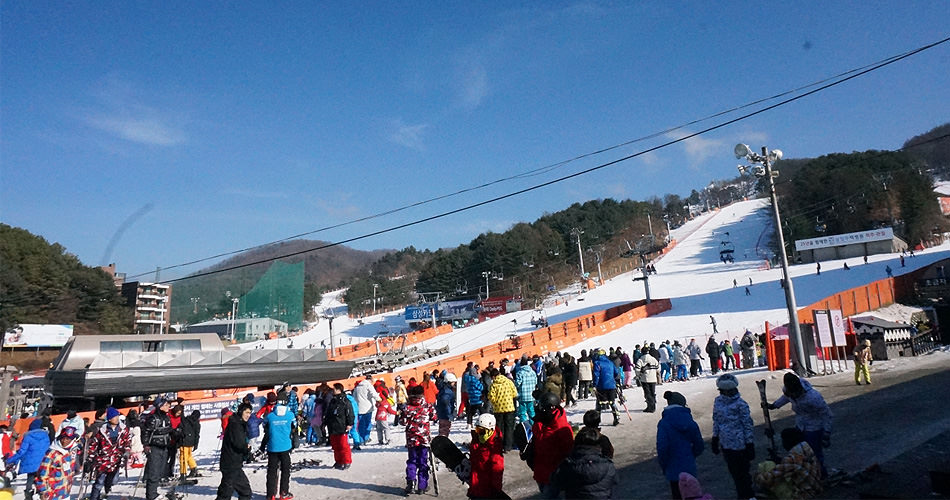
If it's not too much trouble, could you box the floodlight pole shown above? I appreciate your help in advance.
[571,228,586,277]
[738,144,807,375]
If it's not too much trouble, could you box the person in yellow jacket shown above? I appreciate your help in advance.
[853,339,873,385]
[486,368,518,451]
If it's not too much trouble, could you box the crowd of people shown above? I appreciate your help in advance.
[0,326,846,500]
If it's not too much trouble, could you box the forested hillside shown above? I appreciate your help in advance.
[0,224,130,334]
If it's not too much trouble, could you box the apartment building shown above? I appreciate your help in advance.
[121,281,173,335]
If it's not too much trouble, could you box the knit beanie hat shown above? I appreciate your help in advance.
[106,407,121,420]
[664,391,687,407]
[678,472,705,499]
[716,373,739,391]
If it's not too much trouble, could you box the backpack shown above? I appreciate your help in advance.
[246,415,262,439]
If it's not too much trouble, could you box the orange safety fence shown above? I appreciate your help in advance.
[326,324,453,360]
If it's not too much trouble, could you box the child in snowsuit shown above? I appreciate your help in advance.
[711,374,755,500]
[375,393,397,445]
[402,385,437,495]
[467,413,506,499]
[35,426,80,500]
[581,410,614,459]
[5,419,50,500]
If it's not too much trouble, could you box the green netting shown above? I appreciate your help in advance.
[241,261,304,330]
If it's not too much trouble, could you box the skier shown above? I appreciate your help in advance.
[142,397,173,500]
[402,385,437,495]
[853,338,873,385]
[178,409,202,480]
[711,374,755,500]
[656,392,703,500]
[5,419,49,500]
[635,349,660,413]
[326,383,355,470]
[217,403,252,500]
[264,394,295,500]
[657,341,672,383]
[591,349,622,426]
[709,316,718,334]
[672,342,688,381]
[86,407,132,500]
[766,373,833,478]
[467,413,505,500]
[34,426,80,500]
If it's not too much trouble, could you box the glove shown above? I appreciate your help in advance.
[822,432,831,448]
[767,403,777,410]
[745,443,755,461]
[710,436,720,455]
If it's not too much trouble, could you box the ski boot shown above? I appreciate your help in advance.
[404,481,416,496]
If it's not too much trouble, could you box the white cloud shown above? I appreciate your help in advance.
[665,130,723,167]
[457,62,489,110]
[79,75,187,146]
[388,120,429,151]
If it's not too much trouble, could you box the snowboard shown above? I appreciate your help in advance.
[513,421,531,455]
[431,436,471,484]
[755,379,779,462]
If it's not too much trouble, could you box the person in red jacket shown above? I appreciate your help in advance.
[523,391,574,491]
[468,413,506,499]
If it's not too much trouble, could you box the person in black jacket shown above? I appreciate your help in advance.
[325,383,355,470]
[178,410,202,479]
[705,337,721,375]
[216,403,252,500]
[543,426,618,499]
[560,354,578,407]
[143,398,174,500]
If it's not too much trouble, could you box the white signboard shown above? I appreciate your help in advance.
[794,227,893,252]
[3,324,74,348]
[814,310,833,347]
[829,309,847,345]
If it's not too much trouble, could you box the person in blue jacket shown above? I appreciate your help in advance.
[591,349,622,426]
[463,365,484,429]
[6,419,51,500]
[265,396,296,500]
[346,391,363,450]
[656,391,704,500]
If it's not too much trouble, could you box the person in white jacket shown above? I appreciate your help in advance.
[635,351,660,413]
[56,410,85,437]
[353,376,380,445]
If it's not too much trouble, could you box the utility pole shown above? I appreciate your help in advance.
[372,283,379,315]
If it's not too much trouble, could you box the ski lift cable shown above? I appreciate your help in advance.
[125,39,949,281]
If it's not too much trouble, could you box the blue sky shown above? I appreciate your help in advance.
[2,2,948,281]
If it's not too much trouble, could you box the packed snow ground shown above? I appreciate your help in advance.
[36,198,950,500]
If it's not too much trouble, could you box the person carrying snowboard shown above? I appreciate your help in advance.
[711,374,755,500]
[766,373,832,478]
[467,414,506,499]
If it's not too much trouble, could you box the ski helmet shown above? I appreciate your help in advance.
[476,413,496,430]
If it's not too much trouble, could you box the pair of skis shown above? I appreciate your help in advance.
[755,379,780,462]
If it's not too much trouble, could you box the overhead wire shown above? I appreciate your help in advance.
[163,35,950,285]
[125,37,948,280]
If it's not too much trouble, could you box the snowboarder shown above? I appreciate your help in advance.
[467,413,506,499]
[656,391,703,500]
[766,373,833,478]
[853,339,873,385]
[711,374,755,500]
